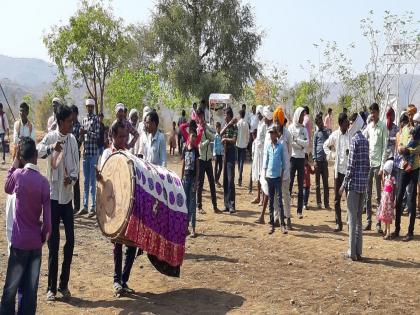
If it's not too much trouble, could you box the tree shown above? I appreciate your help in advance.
[146,0,262,98]
[44,0,130,113]
[361,10,420,103]
[106,67,161,114]
[293,80,319,113]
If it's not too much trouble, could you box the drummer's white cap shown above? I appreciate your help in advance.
[142,106,152,119]
[85,98,95,106]
[52,97,61,105]
[256,105,264,115]
[129,108,139,119]
[263,106,273,120]
[115,103,125,113]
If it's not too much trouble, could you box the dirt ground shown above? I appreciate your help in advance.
[0,153,420,315]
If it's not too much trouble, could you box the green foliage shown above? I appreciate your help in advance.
[106,67,194,115]
[35,93,53,132]
[293,80,319,115]
[146,0,262,99]
[44,0,130,113]
[106,67,161,114]
[338,95,353,112]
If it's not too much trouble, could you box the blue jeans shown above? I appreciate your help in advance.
[83,155,98,212]
[267,177,284,225]
[303,187,310,206]
[183,173,197,228]
[0,246,42,315]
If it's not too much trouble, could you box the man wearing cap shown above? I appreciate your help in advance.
[47,97,61,132]
[110,103,139,150]
[288,107,309,219]
[393,104,420,241]
[77,99,100,217]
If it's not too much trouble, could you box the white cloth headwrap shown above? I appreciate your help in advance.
[52,97,61,105]
[383,160,394,175]
[348,113,364,139]
[142,106,152,120]
[129,108,139,119]
[414,112,420,123]
[256,105,264,115]
[115,103,125,113]
[85,98,95,106]
[263,106,273,120]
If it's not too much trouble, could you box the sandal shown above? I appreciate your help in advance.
[383,234,392,240]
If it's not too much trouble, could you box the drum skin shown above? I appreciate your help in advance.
[96,152,135,239]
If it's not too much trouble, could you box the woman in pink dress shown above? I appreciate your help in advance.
[377,160,395,240]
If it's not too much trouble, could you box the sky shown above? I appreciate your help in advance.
[1,0,419,83]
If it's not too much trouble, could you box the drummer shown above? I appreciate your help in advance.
[97,121,137,297]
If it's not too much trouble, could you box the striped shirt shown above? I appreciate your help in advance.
[343,131,370,193]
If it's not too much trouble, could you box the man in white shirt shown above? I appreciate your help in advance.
[137,106,152,158]
[47,97,61,132]
[13,102,36,159]
[0,102,10,164]
[323,112,350,232]
[38,104,79,301]
[288,107,309,219]
[236,109,250,186]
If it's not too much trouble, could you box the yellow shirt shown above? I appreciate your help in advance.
[399,125,420,170]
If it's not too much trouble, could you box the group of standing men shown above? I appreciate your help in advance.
[1,96,168,313]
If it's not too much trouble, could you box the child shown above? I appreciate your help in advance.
[213,121,223,188]
[402,125,420,172]
[377,160,395,240]
[182,129,200,237]
[168,121,177,156]
[303,154,315,210]
[263,126,286,234]
[97,121,137,297]
[1,137,51,314]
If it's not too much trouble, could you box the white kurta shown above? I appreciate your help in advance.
[252,120,267,181]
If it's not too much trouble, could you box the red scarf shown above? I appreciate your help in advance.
[386,109,394,130]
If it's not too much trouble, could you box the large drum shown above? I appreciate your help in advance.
[96,151,188,276]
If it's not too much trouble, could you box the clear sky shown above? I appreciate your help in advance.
[1,0,419,83]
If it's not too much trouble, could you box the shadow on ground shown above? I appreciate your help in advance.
[63,288,245,315]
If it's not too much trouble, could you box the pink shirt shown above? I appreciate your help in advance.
[324,114,333,130]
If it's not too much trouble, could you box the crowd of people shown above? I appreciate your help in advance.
[0,96,419,313]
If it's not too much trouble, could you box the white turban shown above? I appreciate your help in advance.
[129,108,139,119]
[383,160,394,175]
[414,112,420,123]
[263,106,273,120]
[142,106,152,120]
[115,103,125,113]
[85,98,95,106]
[52,97,61,105]
[256,105,264,115]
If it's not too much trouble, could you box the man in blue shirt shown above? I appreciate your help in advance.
[263,125,286,234]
